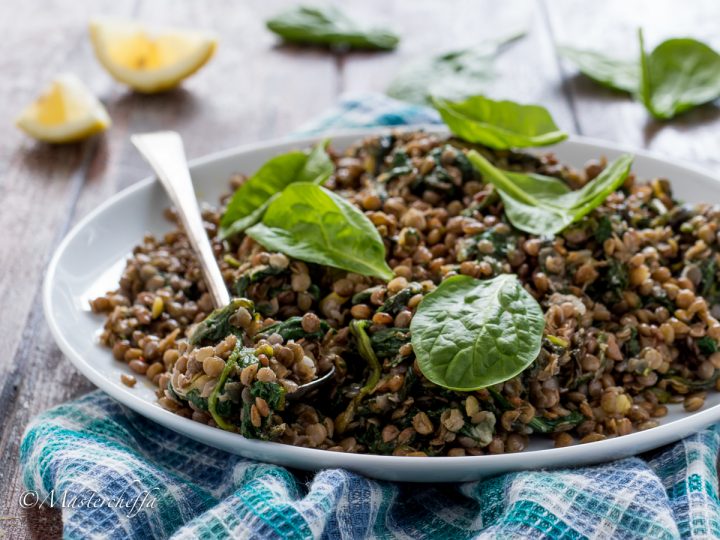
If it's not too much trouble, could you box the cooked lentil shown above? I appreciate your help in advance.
[92,130,720,455]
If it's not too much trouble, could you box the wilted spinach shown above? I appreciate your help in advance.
[386,31,525,105]
[266,6,398,50]
[697,336,718,355]
[467,150,633,235]
[594,215,614,243]
[208,344,253,431]
[410,274,545,391]
[220,140,332,238]
[488,388,584,433]
[432,95,568,149]
[190,298,255,346]
[261,315,330,341]
[246,183,394,280]
[369,327,411,360]
[336,320,383,433]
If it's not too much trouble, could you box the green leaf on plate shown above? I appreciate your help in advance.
[432,95,568,149]
[266,5,399,50]
[467,150,633,235]
[245,183,394,280]
[411,274,545,391]
[558,46,638,93]
[386,30,525,105]
[220,140,332,238]
[639,29,720,119]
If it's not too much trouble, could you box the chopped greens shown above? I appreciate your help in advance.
[261,316,330,341]
[336,320,383,433]
[190,298,254,346]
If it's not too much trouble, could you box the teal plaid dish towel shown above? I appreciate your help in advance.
[21,94,720,540]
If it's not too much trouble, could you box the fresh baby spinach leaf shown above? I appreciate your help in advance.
[432,95,567,149]
[558,46,638,93]
[266,5,399,50]
[387,30,525,105]
[639,29,720,119]
[560,32,720,120]
[246,183,393,280]
[467,150,633,235]
[411,274,545,391]
[220,140,332,238]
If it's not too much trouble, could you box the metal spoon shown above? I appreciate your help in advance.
[131,131,334,399]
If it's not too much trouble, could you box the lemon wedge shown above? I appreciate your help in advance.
[89,19,217,93]
[16,74,111,143]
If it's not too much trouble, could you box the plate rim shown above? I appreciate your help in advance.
[42,127,720,481]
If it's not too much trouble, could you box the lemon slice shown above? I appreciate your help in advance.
[89,19,217,93]
[16,74,111,143]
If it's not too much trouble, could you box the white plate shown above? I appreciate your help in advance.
[44,128,720,482]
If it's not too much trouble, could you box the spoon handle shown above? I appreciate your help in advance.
[131,131,230,309]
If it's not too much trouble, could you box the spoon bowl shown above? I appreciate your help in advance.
[131,131,335,400]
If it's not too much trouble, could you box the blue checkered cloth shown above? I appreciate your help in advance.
[22,94,720,539]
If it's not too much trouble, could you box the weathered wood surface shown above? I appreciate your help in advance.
[1,0,719,537]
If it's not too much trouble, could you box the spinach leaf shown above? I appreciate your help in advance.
[220,140,332,238]
[241,381,287,440]
[639,30,720,119]
[432,95,567,149]
[488,388,584,433]
[234,264,286,297]
[699,258,718,301]
[378,282,423,315]
[410,274,545,391]
[698,336,718,355]
[467,150,633,235]
[336,320,383,434]
[266,6,398,50]
[190,298,255,346]
[386,31,525,105]
[558,46,638,93]
[208,343,249,431]
[261,315,330,341]
[504,170,571,197]
[561,33,720,120]
[369,327,411,359]
[594,215,614,243]
[246,183,394,280]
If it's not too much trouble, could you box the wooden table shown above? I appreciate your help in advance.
[2,0,719,537]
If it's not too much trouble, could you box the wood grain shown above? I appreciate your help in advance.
[0,1,336,538]
[0,2,138,537]
[340,0,574,126]
[2,1,720,538]
[543,0,720,171]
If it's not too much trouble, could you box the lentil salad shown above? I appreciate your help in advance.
[91,129,720,457]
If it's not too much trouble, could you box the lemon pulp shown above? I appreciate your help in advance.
[90,19,217,93]
[16,74,110,143]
